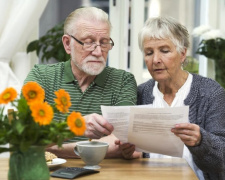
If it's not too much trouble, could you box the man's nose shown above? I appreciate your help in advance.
[91,45,103,56]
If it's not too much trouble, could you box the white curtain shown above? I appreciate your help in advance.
[0,0,49,87]
[0,0,49,157]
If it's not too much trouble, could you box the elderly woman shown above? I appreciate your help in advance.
[116,17,225,180]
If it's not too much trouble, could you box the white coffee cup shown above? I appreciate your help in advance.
[74,141,109,169]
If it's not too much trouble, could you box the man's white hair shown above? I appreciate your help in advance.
[64,7,112,35]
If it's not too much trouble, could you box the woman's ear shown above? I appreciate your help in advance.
[62,35,71,54]
[180,48,187,64]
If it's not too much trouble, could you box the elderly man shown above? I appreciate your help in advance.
[24,7,140,159]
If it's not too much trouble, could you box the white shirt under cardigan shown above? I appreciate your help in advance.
[150,73,204,180]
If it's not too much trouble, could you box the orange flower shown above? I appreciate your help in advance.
[0,87,17,104]
[54,89,71,113]
[22,82,45,104]
[67,111,86,136]
[30,102,53,126]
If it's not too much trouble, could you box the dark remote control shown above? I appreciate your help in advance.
[51,167,99,179]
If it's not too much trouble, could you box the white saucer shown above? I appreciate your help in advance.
[47,158,67,168]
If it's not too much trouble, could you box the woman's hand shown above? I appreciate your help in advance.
[171,123,201,146]
[114,140,142,159]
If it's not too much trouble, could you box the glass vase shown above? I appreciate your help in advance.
[8,146,50,180]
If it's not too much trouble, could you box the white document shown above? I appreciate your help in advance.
[101,105,152,142]
[101,105,189,157]
[101,106,130,142]
[128,106,189,157]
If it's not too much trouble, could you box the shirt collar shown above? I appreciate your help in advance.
[64,60,75,83]
[64,60,107,87]
[94,67,107,87]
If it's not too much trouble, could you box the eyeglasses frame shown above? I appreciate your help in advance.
[67,34,114,51]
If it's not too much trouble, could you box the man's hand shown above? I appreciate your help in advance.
[114,140,142,159]
[171,123,202,146]
[84,113,114,139]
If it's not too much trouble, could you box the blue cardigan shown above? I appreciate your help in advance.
[137,73,225,180]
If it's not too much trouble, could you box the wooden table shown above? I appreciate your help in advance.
[0,157,198,180]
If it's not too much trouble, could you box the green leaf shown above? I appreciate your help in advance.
[26,22,67,63]
[20,141,31,152]
[195,37,225,88]
[26,40,39,53]
[15,121,25,135]
[0,147,10,153]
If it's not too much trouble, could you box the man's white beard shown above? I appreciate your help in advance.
[72,55,106,76]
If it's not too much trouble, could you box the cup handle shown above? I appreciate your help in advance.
[74,146,80,156]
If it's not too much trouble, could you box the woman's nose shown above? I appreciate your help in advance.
[152,52,161,64]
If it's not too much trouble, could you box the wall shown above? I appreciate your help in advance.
[39,0,83,64]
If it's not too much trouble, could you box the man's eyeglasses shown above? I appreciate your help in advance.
[68,34,114,52]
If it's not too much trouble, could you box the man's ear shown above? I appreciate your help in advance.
[62,35,71,54]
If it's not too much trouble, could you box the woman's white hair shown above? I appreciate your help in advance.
[64,7,112,35]
[138,16,190,54]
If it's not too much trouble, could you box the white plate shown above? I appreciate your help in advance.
[47,158,67,168]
